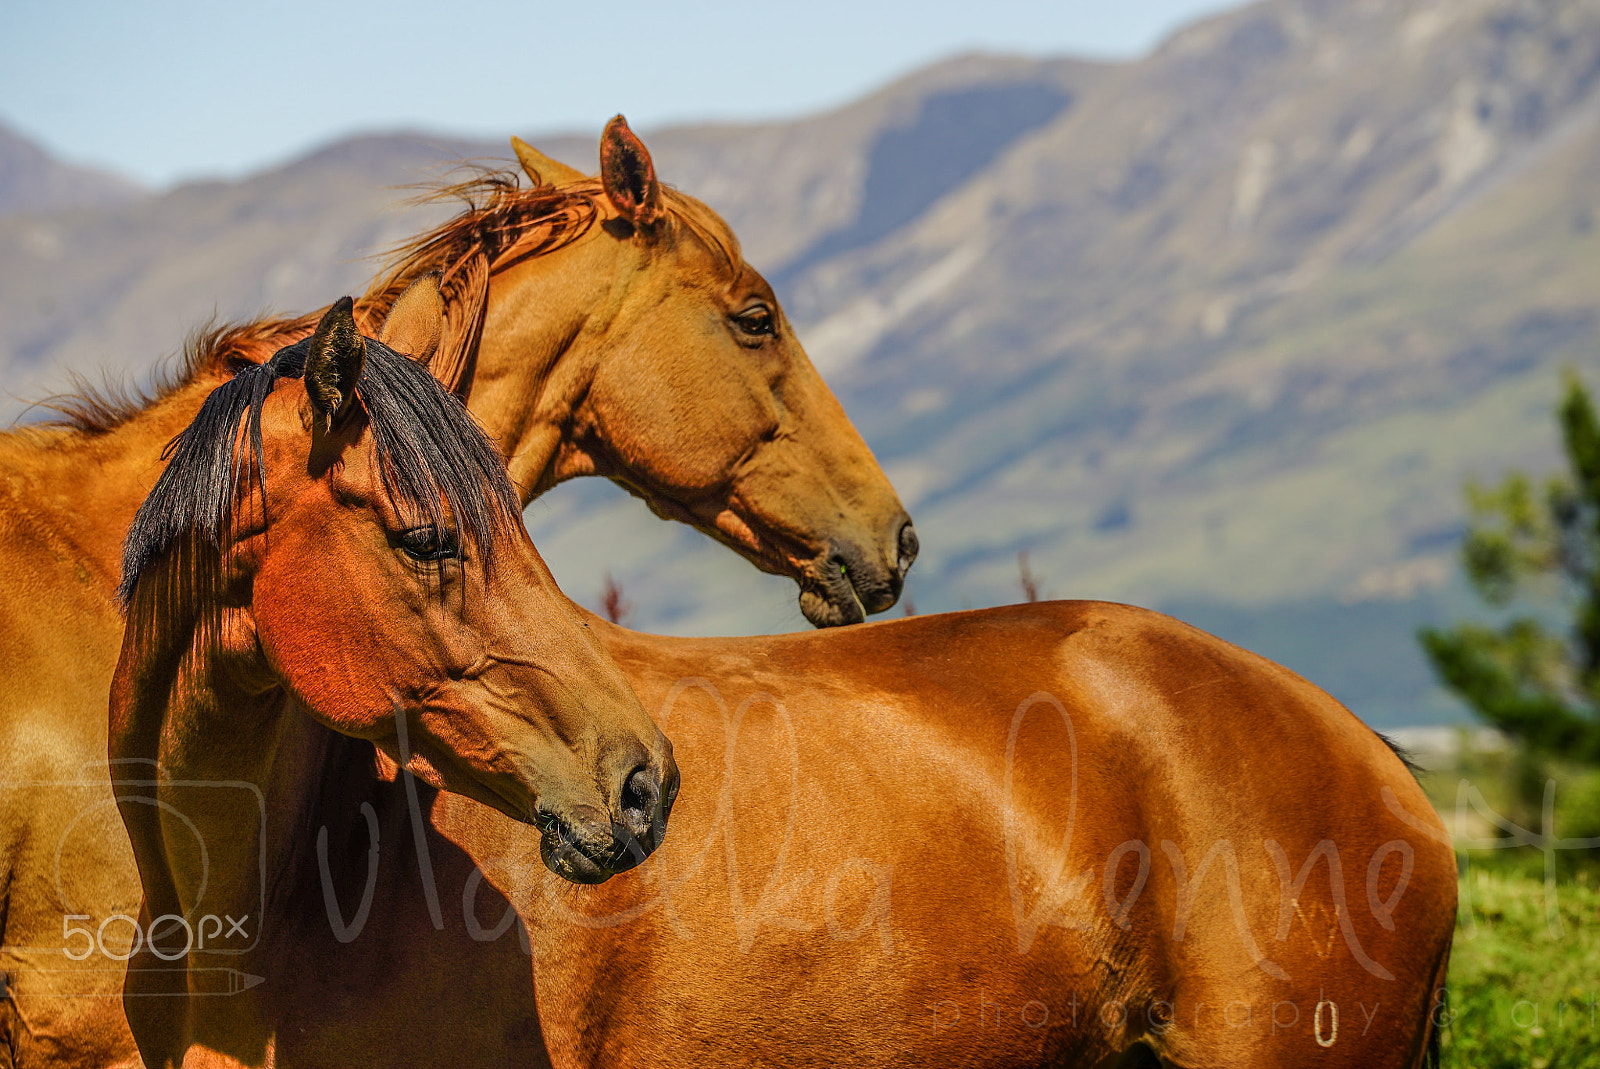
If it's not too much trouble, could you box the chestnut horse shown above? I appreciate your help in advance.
[116,329,1454,1065]
[0,118,907,1067]
[112,300,676,1068]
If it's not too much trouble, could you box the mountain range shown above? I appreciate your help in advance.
[0,121,140,218]
[5,0,1599,727]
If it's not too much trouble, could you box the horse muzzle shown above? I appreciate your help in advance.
[537,760,679,884]
[797,517,918,627]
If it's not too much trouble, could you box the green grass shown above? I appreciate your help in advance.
[1423,745,1600,1067]
[1445,866,1600,1068]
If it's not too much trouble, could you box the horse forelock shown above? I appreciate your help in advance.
[117,335,521,609]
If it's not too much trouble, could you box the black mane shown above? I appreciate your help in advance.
[119,334,521,605]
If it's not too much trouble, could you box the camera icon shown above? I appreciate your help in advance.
[0,762,266,974]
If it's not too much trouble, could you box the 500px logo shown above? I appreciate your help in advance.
[0,768,266,966]
[61,912,251,962]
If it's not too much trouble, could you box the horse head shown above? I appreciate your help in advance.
[114,292,677,884]
[477,117,917,627]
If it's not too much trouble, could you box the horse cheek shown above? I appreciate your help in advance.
[253,540,386,728]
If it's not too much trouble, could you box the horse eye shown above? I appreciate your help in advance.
[398,527,460,562]
[733,307,774,338]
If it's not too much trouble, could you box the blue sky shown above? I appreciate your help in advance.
[3,0,1243,188]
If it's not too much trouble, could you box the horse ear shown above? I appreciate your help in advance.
[305,297,365,431]
[379,275,444,364]
[599,115,663,231]
[511,136,586,187]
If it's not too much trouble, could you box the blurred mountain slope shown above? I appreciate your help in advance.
[0,121,141,219]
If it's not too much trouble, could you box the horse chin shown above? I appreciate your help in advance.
[798,585,866,628]
[538,814,663,885]
[539,833,617,885]
[797,545,902,628]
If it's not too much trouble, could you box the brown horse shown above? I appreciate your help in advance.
[115,324,1455,1066]
[0,117,907,1068]
[112,299,676,1068]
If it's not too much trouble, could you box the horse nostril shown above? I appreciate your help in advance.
[662,762,681,814]
[896,521,919,579]
[605,764,673,871]
[620,767,660,835]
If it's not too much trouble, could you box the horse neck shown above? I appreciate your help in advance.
[468,232,622,501]
[0,373,230,599]
[110,604,359,931]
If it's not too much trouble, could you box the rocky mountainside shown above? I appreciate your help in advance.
[5,0,1599,726]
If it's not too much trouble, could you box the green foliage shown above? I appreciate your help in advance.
[1421,374,1600,758]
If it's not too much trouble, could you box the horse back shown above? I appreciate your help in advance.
[561,603,1455,1067]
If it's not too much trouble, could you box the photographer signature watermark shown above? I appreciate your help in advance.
[7,683,1591,1003]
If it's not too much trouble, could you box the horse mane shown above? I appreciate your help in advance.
[40,164,742,439]
[118,333,522,606]
[39,160,748,440]
[38,168,613,436]
[30,318,316,437]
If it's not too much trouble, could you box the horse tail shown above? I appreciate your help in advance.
[1414,936,1452,1069]
[1372,729,1425,781]
[0,830,13,1069]
[0,897,13,1069]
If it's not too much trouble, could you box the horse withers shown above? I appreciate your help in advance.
[110,298,676,1067]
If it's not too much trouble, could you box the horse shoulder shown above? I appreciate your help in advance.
[0,518,140,1069]
[0,512,122,732]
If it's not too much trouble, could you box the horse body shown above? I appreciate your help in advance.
[145,601,1453,1067]
[0,412,205,1069]
[0,120,909,1068]
[0,119,1456,1067]
[505,604,1454,1068]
